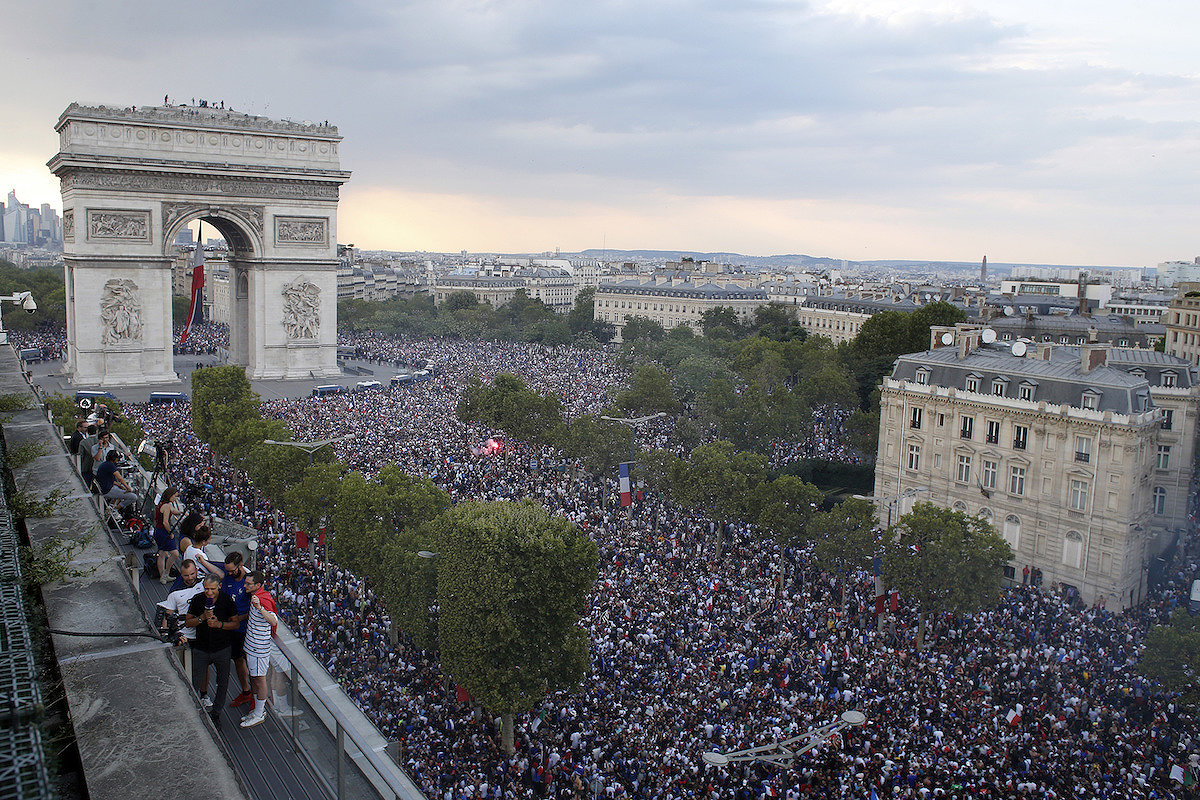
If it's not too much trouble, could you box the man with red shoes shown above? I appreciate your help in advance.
[240,570,279,728]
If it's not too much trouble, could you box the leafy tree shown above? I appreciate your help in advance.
[433,500,598,753]
[701,307,743,338]
[281,462,346,552]
[590,319,616,344]
[172,295,191,325]
[905,301,967,353]
[444,290,481,312]
[529,318,571,346]
[812,497,883,579]
[751,476,823,598]
[1139,609,1200,701]
[232,418,315,503]
[329,466,449,580]
[620,315,666,344]
[882,502,1012,647]
[666,324,696,342]
[567,286,598,335]
[670,354,736,404]
[796,360,857,409]
[456,373,564,446]
[849,310,911,363]
[751,303,798,340]
[377,526,440,649]
[846,408,881,463]
[561,414,636,477]
[615,364,679,416]
[190,366,261,452]
[672,441,766,556]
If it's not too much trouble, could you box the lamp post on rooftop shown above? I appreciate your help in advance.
[701,711,867,769]
[262,434,356,466]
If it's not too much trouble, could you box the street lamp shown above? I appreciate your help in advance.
[0,291,37,346]
[599,412,668,457]
[701,711,866,768]
[417,550,439,559]
[263,434,356,465]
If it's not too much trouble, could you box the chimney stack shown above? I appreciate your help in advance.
[1080,345,1108,374]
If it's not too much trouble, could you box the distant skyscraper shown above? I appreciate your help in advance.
[980,255,987,282]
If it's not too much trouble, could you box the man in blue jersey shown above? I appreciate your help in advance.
[221,552,252,710]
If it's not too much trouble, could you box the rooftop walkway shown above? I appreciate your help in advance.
[2,347,426,800]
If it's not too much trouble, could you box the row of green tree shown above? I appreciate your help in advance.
[190,366,598,753]
[610,300,967,460]
[340,288,616,346]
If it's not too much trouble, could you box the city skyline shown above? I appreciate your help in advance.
[3,0,1198,266]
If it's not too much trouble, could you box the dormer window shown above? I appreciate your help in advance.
[914,367,930,386]
[1018,381,1036,402]
[965,373,981,393]
[1129,368,1146,381]
[1081,389,1101,410]
[991,378,1009,396]
[1163,371,1177,388]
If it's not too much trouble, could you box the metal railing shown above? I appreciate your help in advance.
[271,621,428,800]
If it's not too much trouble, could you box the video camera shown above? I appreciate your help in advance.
[154,606,184,644]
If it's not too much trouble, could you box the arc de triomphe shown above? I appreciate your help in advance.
[49,102,351,386]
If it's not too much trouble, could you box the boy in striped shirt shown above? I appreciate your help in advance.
[240,570,279,728]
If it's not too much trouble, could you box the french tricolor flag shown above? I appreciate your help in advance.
[1005,708,1021,726]
[619,462,632,507]
[179,242,205,344]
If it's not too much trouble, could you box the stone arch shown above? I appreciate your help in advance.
[51,102,350,386]
[161,206,263,259]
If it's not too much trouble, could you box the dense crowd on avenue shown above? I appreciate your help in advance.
[174,322,230,355]
[8,328,66,359]
[109,332,1200,799]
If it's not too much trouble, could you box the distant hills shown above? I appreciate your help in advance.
[572,249,1135,274]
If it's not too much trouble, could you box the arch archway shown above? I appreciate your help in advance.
[51,102,350,385]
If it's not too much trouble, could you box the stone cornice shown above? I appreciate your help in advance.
[56,103,341,140]
[48,154,350,183]
[882,378,1159,430]
[53,168,342,201]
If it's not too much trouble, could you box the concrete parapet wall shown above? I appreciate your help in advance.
[0,346,248,800]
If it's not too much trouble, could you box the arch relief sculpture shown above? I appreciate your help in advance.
[100,278,144,345]
[281,278,321,340]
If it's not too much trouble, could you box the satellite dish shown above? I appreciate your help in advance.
[1003,306,1015,317]
[981,328,997,344]
[1011,341,1027,357]
[940,332,955,346]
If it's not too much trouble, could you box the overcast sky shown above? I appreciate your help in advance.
[4,0,1198,265]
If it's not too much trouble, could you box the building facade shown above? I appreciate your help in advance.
[592,279,768,339]
[434,267,576,312]
[876,324,1199,610]
[1164,283,1200,366]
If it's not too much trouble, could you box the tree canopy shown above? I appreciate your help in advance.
[433,500,598,752]
[882,502,1012,647]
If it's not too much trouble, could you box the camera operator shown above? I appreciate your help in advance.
[156,560,202,646]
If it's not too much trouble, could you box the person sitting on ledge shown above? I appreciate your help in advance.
[95,450,137,512]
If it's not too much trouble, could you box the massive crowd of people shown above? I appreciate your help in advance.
[106,332,1200,799]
